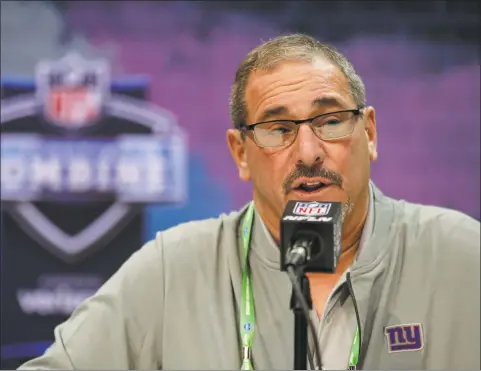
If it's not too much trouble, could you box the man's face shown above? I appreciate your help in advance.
[227,58,377,234]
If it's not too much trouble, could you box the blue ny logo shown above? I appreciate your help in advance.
[385,323,424,353]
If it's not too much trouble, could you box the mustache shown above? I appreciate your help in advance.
[282,164,343,194]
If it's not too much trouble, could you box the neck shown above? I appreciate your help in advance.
[341,188,370,254]
[252,194,283,244]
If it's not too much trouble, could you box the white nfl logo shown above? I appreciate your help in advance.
[36,53,109,129]
[293,202,331,216]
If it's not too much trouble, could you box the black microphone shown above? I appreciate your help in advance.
[280,200,343,273]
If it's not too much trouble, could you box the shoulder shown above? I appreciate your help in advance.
[389,199,480,285]
[78,206,246,333]
[373,184,479,257]
[111,205,247,285]
[103,206,246,287]
[151,206,247,266]
[396,200,479,255]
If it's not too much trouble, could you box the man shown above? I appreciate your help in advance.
[19,34,480,370]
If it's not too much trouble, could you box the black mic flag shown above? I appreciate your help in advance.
[280,201,343,273]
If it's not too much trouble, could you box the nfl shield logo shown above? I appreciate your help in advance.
[293,202,331,216]
[1,52,187,263]
[35,52,109,128]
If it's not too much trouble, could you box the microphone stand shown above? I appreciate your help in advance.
[290,269,313,370]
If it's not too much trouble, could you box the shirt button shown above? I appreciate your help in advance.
[324,314,333,325]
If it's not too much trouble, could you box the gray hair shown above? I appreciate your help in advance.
[229,33,366,129]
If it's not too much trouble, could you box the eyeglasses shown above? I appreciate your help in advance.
[241,108,364,148]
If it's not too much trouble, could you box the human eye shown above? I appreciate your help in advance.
[315,113,343,127]
[262,122,294,135]
[325,117,342,125]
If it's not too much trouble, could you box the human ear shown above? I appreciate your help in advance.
[363,107,378,161]
[226,129,251,181]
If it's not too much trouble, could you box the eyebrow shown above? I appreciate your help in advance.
[256,106,289,123]
[256,96,349,123]
[311,96,349,110]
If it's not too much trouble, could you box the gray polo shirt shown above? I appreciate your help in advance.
[317,185,374,370]
[18,183,479,370]
[256,185,374,369]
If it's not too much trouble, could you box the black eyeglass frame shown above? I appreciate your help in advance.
[240,107,365,147]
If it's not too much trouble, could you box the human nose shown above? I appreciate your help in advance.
[292,124,325,167]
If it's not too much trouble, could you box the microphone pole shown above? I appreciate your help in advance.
[280,201,344,371]
[290,267,312,370]
[286,242,316,370]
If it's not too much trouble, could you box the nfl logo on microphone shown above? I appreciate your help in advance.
[293,202,331,216]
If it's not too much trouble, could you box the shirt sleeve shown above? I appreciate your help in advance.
[17,239,165,370]
[431,212,480,369]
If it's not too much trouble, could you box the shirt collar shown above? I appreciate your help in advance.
[254,182,375,263]
[356,182,375,260]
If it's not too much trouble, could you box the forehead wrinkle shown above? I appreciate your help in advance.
[248,75,322,121]
[246,62,352,122]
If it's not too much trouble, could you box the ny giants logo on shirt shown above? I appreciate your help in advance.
[385,323,424,353]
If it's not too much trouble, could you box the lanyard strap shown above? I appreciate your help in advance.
[348,326,360,369]
[239,202,360,370]
[240,202,256,370]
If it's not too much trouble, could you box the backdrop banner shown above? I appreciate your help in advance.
[0,52,187,368]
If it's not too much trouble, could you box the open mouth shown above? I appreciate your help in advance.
[295,182,330,192]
